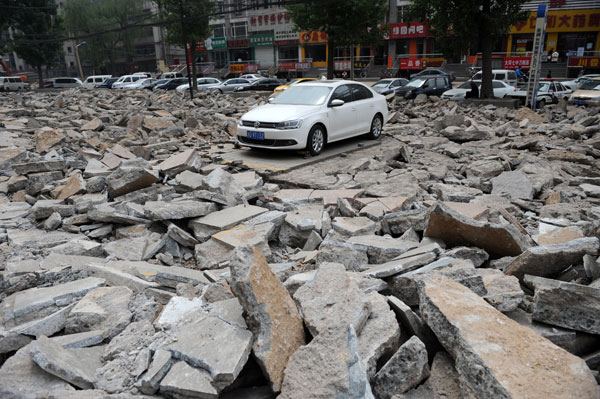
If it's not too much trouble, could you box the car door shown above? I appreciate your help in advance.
[349,84,375,134]
[492,81,505,97]
[328,84,357,140]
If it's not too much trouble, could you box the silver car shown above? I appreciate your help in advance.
[209,78,251,94]
[371,78,408,95]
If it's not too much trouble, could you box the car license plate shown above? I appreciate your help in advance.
[576,100,586,105]
[247,131,264,140]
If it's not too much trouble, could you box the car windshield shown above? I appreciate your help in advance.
[538,83,551,92]
[406,79,426,88]
[459,82,481,89]
[270,86,332,105]
[373,80,392,87]
[580,81,600,90]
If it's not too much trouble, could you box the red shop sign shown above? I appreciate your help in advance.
[503,56,531,69]
[569,57,600,68]
[399,58,425,70]
[389,22,427,39]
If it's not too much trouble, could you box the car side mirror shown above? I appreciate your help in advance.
[330,99,344,107]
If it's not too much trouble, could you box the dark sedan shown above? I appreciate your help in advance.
[395,76,453,99]
[155,78,189,91]
[234,78,284,92]
[98,77,118,89]
[410,68,456,82]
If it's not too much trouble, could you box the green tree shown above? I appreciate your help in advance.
[409,0,528,98]
[9,0,64,84]
[64,0,145,75]
[154,0,213,90]
[287,0,388,79]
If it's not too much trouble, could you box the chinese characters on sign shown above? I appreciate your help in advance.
[230,63,259,73]
[512,10,600,33]
[300,31,328,43]
[278,62,311,72]
[568,57,600,68]
[503,57,531,69]
[399,59,423,70]
[249,12,291,29]
[333,60,371,71]
[249,34,274,47]
[388,23,427,39]
[227,39,249,48]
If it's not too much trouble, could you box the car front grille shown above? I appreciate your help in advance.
[238,136,297,147]
[241,120,279,129]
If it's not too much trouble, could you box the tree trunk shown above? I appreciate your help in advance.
[479,0,493,98]
[350,47,355,80]
[190,42,198,90]
[327,35,335,79]
[37,65,43,89]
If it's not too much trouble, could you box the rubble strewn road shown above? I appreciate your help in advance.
[1,88,600,398]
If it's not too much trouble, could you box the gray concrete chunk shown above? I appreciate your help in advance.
[138,349,172,395]
[160,361,218,398]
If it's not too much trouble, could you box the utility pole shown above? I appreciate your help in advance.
[179,0,194,100]
[74,39,86,81]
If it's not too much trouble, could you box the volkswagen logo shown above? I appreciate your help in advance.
[254,121,260,128]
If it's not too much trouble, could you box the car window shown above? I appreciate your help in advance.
[495,73,506,80]
[492,81,504,88]
[508,72,516,80]
[331,85,353,103]
[436,78,447,86]
[350,84,373,100]
[391,80,402,87]
[271,86,332,105]
[473,72,482,80]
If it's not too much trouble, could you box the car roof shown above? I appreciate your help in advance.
[302,80,368,87]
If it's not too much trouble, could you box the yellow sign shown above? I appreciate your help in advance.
[510,9,600,34]
[230,64,245,73]
[299,31,328,44]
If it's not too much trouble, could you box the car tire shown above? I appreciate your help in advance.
[367,115,383,140]
[218,89,223,94]
[306,125,326,156]
[537,99,546,109]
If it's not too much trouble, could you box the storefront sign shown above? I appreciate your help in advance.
[503,56,531,69]
[399,58,425,70]
[300,31,328,43]
[389,22,427,39]
[333,60,371,71]
[203,37,226,50]
[228,39,249,48]
[230,63,259,73]
[249,34,274,47]
[275,40,299,46]
[249,12,291,30]
[511,9,600,34]
[568,56,600,68]
[275,29,299,41]
[278,61,311,71]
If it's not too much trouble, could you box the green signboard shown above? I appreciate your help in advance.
[206,37,226,50]
[249,34,274,47]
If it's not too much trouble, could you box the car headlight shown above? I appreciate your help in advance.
[404,91,412,98]
[276,120,302,129]
[238,119,244,127]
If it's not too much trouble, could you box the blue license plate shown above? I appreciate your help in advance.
[247,131,264,140]
[576,100,586,105]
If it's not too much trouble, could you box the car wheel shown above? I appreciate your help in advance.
[218,89,223,94]
[367,114,383,140]
[537,99,546,109]
[306,125,326,156]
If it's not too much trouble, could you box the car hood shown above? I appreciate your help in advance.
[442,88,468,96]
[241,104,320,122]
[396,86,418,93]
[372,86,390,93]
[571,89,600,98]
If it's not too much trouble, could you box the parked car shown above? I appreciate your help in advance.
[82,75,111,89]
[371,78,409,95]
[121,78,156,90]
[149,79,171,90]
[176,77,222,92]
[441,80,515,100]
[568,77,600,106]
[43,79,55,88]
[112,75,145,89]
[98,77,118,89]
[52,77,82,88]
[240,74,262,81]
[470,69,518,87]
[395,76,452,99]
[0,76,26,91]
[274,78,318,93]
[510,80,572,108]
[133,72,152,78]
[562,74,600,91]
[154,78,189,91]
[410,68,456,82]
[210,78,251,94]
[234,78,284,92]
[236,80,388,156]
[156,72,183,80]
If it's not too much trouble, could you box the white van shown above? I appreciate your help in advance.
[112,74,144,89]
[156,72,183,79]
[83,75,111,89]
[0,76,25,91]
[53,77,82,88]
[471,69,518,87]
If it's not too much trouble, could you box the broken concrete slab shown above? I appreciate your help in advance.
[30,335,96,389]
[358,292,401,380]
[293,262,371,336]
[372,336,430,399]
[212,222,274,257]
[157,149,201,177]
[189,204,268,233]
[230,247,305,392]
[418,275,599,399]
[159,361,218,398]
[13,303,75,339]
[364,252,438,279]
[428,352,464,399]
[423,202,533,258]
[143,200,217,220]
[279,325,374,399]
[332,217,379,236]
[477,269,523,312]
[107,166,159,198]
[348,235,418,264]
[491,170,535,200]
[505,237,600,281]
[138,349,172,395]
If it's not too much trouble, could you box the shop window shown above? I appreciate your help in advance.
[306,44,326,62]
[232,22,247,38]
[278,46,297,60]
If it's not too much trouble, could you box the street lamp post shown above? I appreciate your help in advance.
[74,41,87,81]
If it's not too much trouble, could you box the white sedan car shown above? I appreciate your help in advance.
[236,80,388,155]
[120,78,156,90]
[441,80,515,100]
[176,77,222,92]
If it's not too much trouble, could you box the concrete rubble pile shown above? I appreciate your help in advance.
[1,88,600,398]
